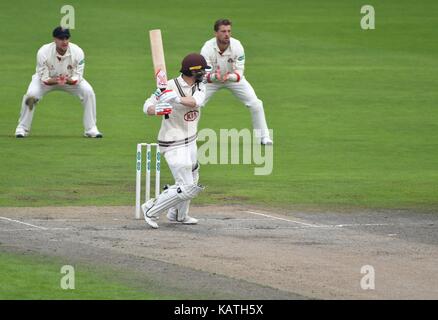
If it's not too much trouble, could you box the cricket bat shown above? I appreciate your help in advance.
[149,29,169,119]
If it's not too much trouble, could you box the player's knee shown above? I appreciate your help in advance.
[83,87,95,98]
[174,165,195,186]
[80,83,95,98]
[246,98,263,110]
[25,93,40,101]
[177,183,204,201]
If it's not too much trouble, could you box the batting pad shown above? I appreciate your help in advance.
[145,184,204,218]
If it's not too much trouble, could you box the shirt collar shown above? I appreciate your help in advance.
[54,44,71,58]
[213,39,231,55]
[62,46,72,57]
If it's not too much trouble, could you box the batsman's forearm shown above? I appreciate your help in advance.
[180,97,197,108]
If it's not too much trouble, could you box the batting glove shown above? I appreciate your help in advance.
[155,102,173,116]
[153,88,162,100]
[159,89,181,104]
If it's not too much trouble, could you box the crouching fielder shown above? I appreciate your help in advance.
[15,26,102,138]
[141,53,210,229]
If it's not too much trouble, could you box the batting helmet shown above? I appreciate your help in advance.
[180,53,210,76]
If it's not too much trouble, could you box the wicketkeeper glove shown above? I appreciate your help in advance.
[57,75,67,85]
[155,102,173,116]
[223,72,241,82]
[206,66,223,83]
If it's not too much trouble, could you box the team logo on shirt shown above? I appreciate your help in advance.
[67,65,73,70]
[184,110,199,121]
[227,58,234,63]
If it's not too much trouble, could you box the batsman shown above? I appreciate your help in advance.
[141,53,210,229]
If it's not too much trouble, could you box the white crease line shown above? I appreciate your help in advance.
[207,218,275,222]
[0,216,48,230]
[222,226,312,231]
[31,219,86,221]
[0,228,45,232]
[242,212,417,229]
[335,223,391,228]
[244,211,327,228]
[0,227,72,232]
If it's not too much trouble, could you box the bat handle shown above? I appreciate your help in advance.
[158,88,169,120]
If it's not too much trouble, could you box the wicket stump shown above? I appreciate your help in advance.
[135,143,161,219]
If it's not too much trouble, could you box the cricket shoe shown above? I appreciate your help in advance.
[261,136,273,145]
[167,208,198,225]
[15,128,29,138]
[84,127,103,138]
[141,200,159,229]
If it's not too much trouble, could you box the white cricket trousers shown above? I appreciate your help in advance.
[16,74,98,133]
[163,142,199,217]
[204,77,270,139]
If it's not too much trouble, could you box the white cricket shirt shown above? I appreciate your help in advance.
[143,75,206,151]
[200,37,246,77]
[35,42,85,84]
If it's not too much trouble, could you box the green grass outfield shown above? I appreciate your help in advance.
[0,0,437,210]
[0,251,177,299]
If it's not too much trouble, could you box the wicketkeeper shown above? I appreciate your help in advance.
[141,53,210,229]
[201,19,272,145]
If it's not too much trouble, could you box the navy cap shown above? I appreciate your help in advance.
[52,26,70,39]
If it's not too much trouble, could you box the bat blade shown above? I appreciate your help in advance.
[149,29,167,88]
[149,29,169,118]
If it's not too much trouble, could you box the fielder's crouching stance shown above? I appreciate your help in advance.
[15,27,102,138]
[141,53,210,229]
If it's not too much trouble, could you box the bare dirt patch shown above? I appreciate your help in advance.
[0,205,437,299]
